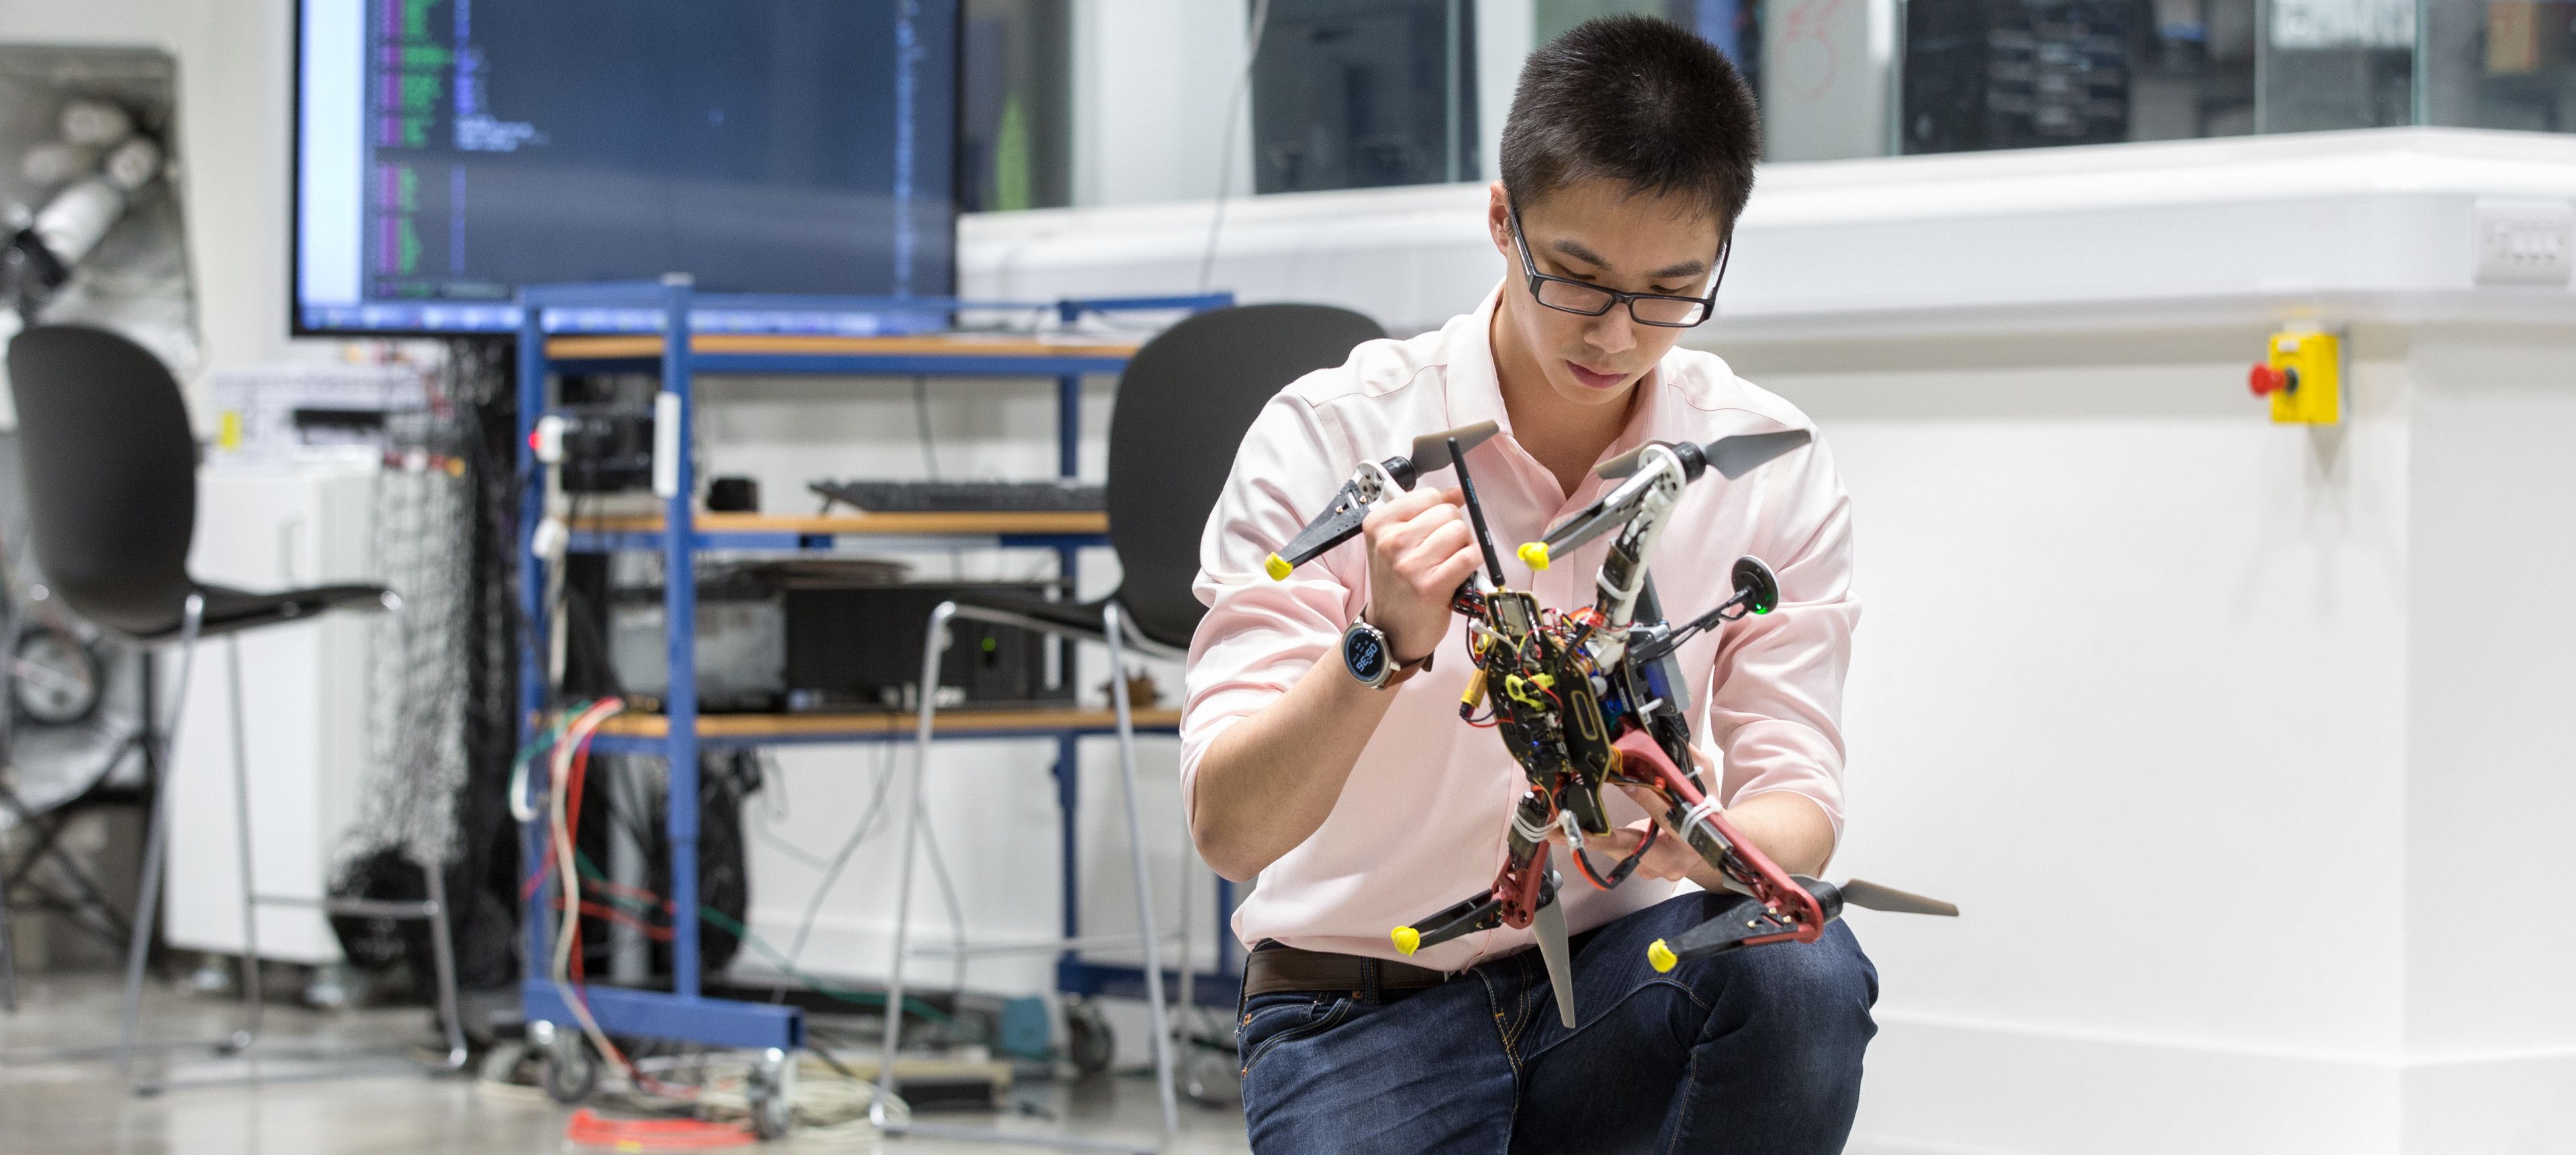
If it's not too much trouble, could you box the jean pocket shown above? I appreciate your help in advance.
[1241,995,1354,1077]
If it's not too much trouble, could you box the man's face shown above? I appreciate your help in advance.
[1485,176,1725,411]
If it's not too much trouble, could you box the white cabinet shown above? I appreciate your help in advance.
[163,464,377,964]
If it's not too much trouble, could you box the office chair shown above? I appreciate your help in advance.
[3,324,467,1089]
[878,304,1386,1143]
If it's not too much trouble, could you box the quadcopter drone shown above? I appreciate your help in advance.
[1264,422,1954,1027]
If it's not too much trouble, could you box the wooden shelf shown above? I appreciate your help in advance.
[545,332,1142,361]
[575,510,1108,537]
[595,706,1182,741]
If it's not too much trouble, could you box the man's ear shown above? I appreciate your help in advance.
[1485,180,1514,257]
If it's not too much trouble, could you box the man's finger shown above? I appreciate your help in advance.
[1421,541,1485,594]
[1616,783,1687,831]
[1397,519,1473,574]
[1369,509,1443,560]
[1372,484,1454,522]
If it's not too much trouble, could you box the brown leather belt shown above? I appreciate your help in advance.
[1242,942,1462,1001]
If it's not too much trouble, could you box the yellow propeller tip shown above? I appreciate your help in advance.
[1391,927,1421,956]
[1517,542,1550,571]
[1264,553,1293,581]
[1647,939,1677,974]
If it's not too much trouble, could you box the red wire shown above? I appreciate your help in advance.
[565,731,596,983]
[579,902,675,941]
[1570,845,1613,890]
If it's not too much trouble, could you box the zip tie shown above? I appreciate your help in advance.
[1512,808,1554,845]
[1682,798,1722,838]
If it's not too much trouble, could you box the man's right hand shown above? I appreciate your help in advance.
[1361,486,1484,663]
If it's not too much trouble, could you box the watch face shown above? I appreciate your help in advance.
[1343,624,1390,686]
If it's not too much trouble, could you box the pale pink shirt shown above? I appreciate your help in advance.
[1181,284,1859,971]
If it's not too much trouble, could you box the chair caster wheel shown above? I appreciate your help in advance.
[749,1048,794,1139]
[1066,1000,1114,1076]
[535,1025,597,1105]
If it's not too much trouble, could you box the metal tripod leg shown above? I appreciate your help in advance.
[872,600,950,1131]
[116,594,203,1082]
[1102,602,1179,1135]
[1172,793,1193,1059]
[222,637,262,1054]
[1,804,16,1013]
[419,856,469,1070]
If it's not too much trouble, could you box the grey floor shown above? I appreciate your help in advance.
[0,974,1255,1154]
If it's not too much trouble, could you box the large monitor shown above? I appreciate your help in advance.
[293,0,957,336]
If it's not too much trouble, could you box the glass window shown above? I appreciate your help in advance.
[1894,1,2461,154]
[2258,0,2414,132]
[1251,0,1479,193]
[2423,2,2576,132]
[1537,1,1764,103]
[1900,1,2262,154]
[960,0,1072,212]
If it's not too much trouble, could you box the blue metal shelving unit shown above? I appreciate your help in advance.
[514,277,1237,1057]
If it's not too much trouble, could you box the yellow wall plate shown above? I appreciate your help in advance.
[2266,330,2340,425]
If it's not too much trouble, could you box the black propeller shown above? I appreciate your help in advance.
[1597,428,1812,482]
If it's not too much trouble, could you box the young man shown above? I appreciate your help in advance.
[1181,16,1874,1154]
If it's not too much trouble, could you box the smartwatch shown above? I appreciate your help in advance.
[1343,618,1435,690]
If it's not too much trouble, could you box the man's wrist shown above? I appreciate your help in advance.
[1343,612,1438,689]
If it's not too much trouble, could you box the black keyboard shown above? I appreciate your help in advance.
[810,478,1107,514]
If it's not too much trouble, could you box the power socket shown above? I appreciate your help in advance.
[2474,199,2575,286]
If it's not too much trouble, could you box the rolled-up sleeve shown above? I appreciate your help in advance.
[1179,391,1363,827]
[1702,431,1861,843]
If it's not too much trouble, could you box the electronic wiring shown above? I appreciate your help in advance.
[543,697,696,1099]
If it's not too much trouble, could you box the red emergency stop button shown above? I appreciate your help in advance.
[2248,363,2295,398]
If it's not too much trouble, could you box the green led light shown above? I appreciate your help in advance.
[981,636,999,653]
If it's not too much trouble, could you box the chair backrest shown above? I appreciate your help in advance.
[4,325,198,639]
[1105,303,1385,651]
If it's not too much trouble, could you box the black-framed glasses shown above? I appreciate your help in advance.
[1508,202,1728,328]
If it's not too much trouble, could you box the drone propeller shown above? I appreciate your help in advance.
[1531,892,1577,1029]
[1520,430,1814,572]
[1648,876,1957,970]
[1264,420,1502,580]
[1406,420,1500,476]
[1598,428,1812,482]
[1830,879,1959,918]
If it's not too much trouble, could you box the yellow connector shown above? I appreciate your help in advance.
[1264,553,1293,581]
[2252,330,2340,426]
[1503,672,1555,710]
[1391,926,1422,956]
[1518,542,1551,571]
[1459,668,1487,710]
[1647,939,1677,973]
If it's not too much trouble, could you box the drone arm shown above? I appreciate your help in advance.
[1517,451,1682,573]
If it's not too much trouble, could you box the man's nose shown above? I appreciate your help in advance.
[1585,310,1637,357]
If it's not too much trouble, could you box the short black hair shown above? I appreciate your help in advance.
[1500,15,1760,227]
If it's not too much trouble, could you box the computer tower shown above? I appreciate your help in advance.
[782,580,1070,712]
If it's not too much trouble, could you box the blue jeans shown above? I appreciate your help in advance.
[1237,891,1879,1154]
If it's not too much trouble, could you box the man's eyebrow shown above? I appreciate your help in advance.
[1547,237,1708,283]
[1549,237,1610,269]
